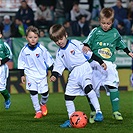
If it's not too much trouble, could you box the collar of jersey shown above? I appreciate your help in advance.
[27,43,39,50]
[60,40,69,50]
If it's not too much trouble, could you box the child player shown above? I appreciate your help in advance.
[0,30,12,109]
[49,24,107,128]
[18,26,54,119]
[83,7,133,123]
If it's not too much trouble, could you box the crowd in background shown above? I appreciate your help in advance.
[0,0,133,40]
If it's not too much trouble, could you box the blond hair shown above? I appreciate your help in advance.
[26,26,39,37]
[99,7,114,22]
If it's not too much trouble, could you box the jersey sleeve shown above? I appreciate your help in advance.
[116,36,127,50]
[18,49,25,69]
[83,27,97,47]
[52,52,65,76]
[71,39,84,51]
[43,48,54,68]
[4,42,12,59]
[83,51,93,60]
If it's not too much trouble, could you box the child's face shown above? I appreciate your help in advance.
[39,31,45,37]
[26,31,39,46]
[99,18,113,32]
[54,35,67,48]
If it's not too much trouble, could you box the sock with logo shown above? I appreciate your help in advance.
[109,88,119,112]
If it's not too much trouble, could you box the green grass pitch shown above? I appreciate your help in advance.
[0,91,133,133]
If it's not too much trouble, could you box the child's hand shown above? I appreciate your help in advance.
[128,52,133,58]
[101,63,107,70]
[82,46,91,53]
[21,76,26,84]
[50,76,57,82]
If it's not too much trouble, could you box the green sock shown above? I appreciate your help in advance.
[109,89,119,112]
[1,89,10,101]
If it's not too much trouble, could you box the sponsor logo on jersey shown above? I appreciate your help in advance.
[99,42,102,46]
[26,54,30,56]
[98,48,112,59]
[70,50,75,55]
[36,53,40,58]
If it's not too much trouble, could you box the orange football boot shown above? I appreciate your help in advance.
[41,104,48,116]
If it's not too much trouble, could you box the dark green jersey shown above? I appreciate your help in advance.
[83,26,127,62]
[0,39,12,60]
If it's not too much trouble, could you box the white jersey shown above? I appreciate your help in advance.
[53,39,92,75]
[18,43,54,80]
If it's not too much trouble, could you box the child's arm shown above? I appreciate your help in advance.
[19,69,25,84]
[0,57,10,65]
[82,46,91,53]
[82,43,91,53]
[91,53,107,70]
[21,76,26,84]
[122,47,133,58]
[83,46,107,70]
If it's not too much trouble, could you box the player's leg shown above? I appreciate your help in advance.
[60,95,76,128]
[86,96,96,123]
[104,62,123,120]
[0,65,11,109]
[105,85,123,120]
[1,89,11,109]
[84,84,103,122]
[30,90,42,119]
[40,91,49,116]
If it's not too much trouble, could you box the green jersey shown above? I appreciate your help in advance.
[83,26,127,62]
[0,39,12,60]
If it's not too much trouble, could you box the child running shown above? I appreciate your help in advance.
[0,31,12,109]
[49,24,107,127]
[83,7,133,123]
[18,26,54,118]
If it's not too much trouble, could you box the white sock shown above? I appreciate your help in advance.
[87,90,101,113]
[65,100,75,118]
[30,94,41,112]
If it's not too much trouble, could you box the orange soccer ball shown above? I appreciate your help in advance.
[70,111,88,128]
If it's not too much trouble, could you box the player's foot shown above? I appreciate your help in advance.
[34,111,43,119]
[41,104,48,116]
[94,112,103,122]
[60,120,71,128]
[113,111,123,121]
[4,99,11,109]
[89,111,96,124]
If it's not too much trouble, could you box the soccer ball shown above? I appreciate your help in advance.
[70,111,88,128]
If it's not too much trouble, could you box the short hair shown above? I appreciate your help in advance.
[99,7,114,22]
[26,26,39,36]
[117,0,122,3]
[49,24,66,42]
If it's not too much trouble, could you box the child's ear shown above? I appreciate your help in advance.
[66,33,68,38]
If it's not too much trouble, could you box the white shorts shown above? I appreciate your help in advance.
[26,76,48,94]
[0,64,9,91]
[90,60,119,96]
[65,62,92,96]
